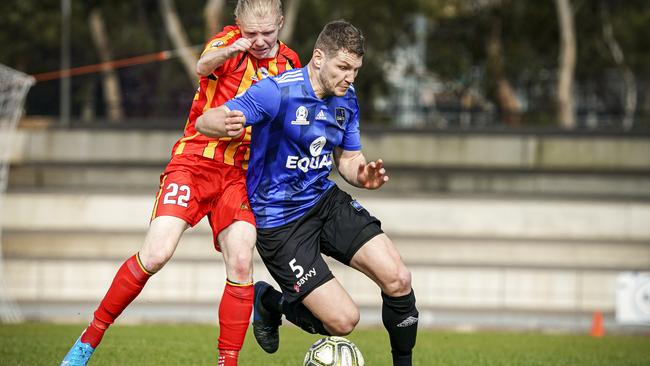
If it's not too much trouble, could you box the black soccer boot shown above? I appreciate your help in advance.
[252,281,282,353]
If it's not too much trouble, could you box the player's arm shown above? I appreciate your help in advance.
[334,148,389,190]
[196,38,252,76]
[196,106,246,138]
[198,79,281,137]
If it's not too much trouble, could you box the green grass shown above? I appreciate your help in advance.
[1,323,649,365]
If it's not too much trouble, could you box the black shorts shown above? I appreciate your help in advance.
[256,185,383,303]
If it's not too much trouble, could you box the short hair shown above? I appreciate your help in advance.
[234,0,283,25]
[314,20,365,58]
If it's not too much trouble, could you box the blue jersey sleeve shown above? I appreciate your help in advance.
[340,93,362,151]
[224,78,281,126]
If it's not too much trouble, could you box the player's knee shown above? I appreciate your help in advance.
[325,308,359,336]
[221,236,254,281]
[383,267,412,297]
[139,250,172,272]
[227,251,253,279]
[222,221,256,247]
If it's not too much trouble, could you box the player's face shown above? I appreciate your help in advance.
[319,49,363,97]
[238,15,282,59]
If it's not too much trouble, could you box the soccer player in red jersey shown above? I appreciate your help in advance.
[60,1,301,365]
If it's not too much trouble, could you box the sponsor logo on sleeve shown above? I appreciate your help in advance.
[350,200,364,212]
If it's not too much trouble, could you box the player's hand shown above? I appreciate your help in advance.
[227,38,252,57]
[356,159,389,189]
[224,110,246,137]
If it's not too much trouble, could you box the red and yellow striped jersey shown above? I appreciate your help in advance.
[171,25,301,169]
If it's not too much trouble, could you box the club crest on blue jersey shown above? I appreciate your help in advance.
[291,105,309,125]
[335,107,346,127]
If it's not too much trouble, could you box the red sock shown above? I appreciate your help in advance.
[218,349,239,366]
[81,254,153,348]
[218,281,253,355]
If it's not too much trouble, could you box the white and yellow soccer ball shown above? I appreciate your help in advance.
[303,336,364,366]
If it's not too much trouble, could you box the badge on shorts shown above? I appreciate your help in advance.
[240,203,250,211]
[350,200,364,212]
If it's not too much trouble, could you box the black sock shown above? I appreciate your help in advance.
[261,286,283,313]
[281,299,330,335]
[382,290,419,366]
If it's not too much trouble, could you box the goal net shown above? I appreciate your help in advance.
[0,63,35,323]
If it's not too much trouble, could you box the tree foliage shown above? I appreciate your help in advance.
[1,0,649,128]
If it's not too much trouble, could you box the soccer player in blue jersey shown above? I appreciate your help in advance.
[197,20,418,366]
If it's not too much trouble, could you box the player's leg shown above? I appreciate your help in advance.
[215,221,256,365]
[300,278,360,335]
[210,172,257,365]
[218,219,256,282]
[256,276,359,337]
[60,216,188,366]
[85,166,198,345]
[61,158,206,366]
[90,216,189,337]
[319,187,417,366]
[350,233,418,366]
[251,203,328,352]
[252,187,360,352]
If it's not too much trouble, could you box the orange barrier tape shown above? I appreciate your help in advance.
[31,46,200,82]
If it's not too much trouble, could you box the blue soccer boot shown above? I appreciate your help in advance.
[60,336,95,366]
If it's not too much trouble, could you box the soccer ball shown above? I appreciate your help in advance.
[303,336,364,366]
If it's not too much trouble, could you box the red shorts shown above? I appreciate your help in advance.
[151,154,256,250]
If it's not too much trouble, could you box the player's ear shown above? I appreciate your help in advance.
[277,15,284,29]
[313,48,324,68]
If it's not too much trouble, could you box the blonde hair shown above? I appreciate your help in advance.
[234,0,283,25]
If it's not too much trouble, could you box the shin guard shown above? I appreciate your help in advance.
[218,281,254,351]
[82,254,152,347]
[382,290,419,366]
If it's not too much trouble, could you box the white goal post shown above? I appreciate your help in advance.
[0,63,35,323]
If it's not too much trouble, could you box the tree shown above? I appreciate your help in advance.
[3,0,649,127]
[203,0,225,38]
[555,0,576,129]
[601,2,636,130]
[279,0,301,44]
[159,0,199,86]
[88,7,124,121]
[485,12,522,125]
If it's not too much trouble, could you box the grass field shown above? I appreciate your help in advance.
[1,323,649,365]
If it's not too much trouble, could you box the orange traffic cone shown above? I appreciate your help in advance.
[590,311,605,337]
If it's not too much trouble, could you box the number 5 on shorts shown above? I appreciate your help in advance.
[289,258,304,278]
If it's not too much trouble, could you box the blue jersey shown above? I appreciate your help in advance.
[224,67,362,228]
